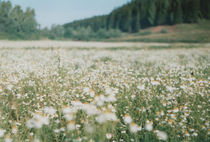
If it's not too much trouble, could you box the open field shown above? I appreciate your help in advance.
[0,40,210,49]
[0,40,170,48]
[0,44,209,142]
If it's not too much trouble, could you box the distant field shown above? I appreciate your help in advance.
[0,45,209,141]
[0,40,210,49]
[108,20,210,43]
[0,40,169,49]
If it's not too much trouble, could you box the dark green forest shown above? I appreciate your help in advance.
[0,0,210,40]
[64,0,210,34]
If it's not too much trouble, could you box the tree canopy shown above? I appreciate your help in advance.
[0,1,38,39]
[64,0,210,33]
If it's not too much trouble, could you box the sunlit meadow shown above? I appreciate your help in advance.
[0,46,209,142]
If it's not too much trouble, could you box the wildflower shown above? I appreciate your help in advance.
[60,127,65,131]
[145,120,153,131]
[105,88,112,95]
[16,94,21,99]
[55,119,60,124]
[71,100,83,108]
[0,128,6,137]
[26,113,49,129]
[26,119,34,128]
[166,86,176,92]
[129,122,141,133]
[67,120,76,131]
[151,80,160,86]
[137,84,145,91]
[54,129,60,133]
[172,107,179,113]
[62,106,72,114]
[192,132,198,136]
[189,128,195,132]
[185,131,190,137]
[34,138,40,142]
[12,125,18,134]
[160,110,165,116]
[167,119,174,125]
[162,101,167,107]
[155,130,168,141]
[44,106,56,115]
[83,87,90,94]
[106,94,116,102]
[121,130,126,134]
[141,107,146,112]
[82,103,100,115]
[85,124,95,133]
[76,124,81,129]
[94,95,105,106]
[7,84,13,90]
[4,135,12,142]
[96,111,117,123]
[90,91,95,97]
[106,133,112,139]
[105,87,118,96]
[64,112,75,121]
[123,114,132,124]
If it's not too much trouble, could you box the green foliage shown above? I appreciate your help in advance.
[49,25,65,40]
[160,29,168,34]
[63,26,121,41]
[0,1,12,32]
[200,0,210,19]
[155,0,169,25]
[172,0,183,24]
[0,1,38,39]
[64,26,94,41]
[147,0,156,26]
[64,0,210,34]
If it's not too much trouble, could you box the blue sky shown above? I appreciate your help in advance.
[8,0,130,28]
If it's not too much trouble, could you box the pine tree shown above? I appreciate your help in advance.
[190,0,200,22]
[131,5,140,32]
[147,0,156,26]
[173,0,183,24]
[155,0,169,25]
[200,0,210,19]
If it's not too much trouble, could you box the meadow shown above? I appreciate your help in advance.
[0,45,209,142]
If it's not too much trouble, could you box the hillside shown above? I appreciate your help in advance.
[64,0,210,34]
[107,20,210,43]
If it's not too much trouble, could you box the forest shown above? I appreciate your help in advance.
[64,0,210,34]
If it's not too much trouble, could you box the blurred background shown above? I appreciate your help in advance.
[0,0,210,42]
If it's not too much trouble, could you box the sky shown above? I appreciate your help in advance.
[8,0,130,28]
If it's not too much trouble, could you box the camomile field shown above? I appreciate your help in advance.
[0,43,209,142]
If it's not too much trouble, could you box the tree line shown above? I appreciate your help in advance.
[0,1,38,39]
[64,0,210,33]
[0,1,121,40]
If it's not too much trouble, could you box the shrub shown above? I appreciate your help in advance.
[160,29,168,33]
